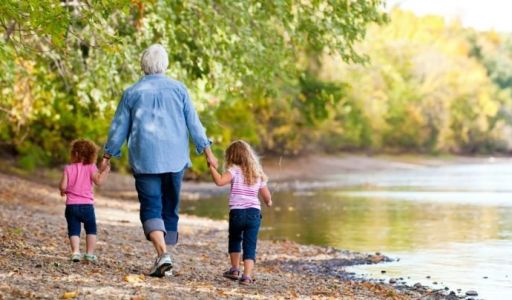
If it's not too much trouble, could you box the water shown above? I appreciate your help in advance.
[180,160,512,299]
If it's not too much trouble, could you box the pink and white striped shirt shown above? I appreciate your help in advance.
[228,166,267,210]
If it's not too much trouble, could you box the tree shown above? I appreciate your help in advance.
[0,0,386,171]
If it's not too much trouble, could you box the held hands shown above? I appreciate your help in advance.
[101,163,111,174]
[205,151,218,169]
[100,157,110,173]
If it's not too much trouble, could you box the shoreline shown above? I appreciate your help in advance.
[0,170,456,299]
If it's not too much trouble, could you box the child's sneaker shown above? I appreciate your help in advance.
[223,267,240,280]
[83,253,97,263]
[70,253,81,262]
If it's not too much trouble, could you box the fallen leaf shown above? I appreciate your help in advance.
[62,291,78,299]
[124,274,145,283]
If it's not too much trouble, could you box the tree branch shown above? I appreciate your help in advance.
[4,21,16,42]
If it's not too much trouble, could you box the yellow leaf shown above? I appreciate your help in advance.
[124,274,145,283]
[62,291,77,299]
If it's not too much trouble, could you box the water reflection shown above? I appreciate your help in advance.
[181,191,512,252]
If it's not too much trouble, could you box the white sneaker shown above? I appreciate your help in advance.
[148,252,173,277]
[70,253,81,262]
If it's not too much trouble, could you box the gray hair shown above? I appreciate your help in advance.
[140,44,169,75]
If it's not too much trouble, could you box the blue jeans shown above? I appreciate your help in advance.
[228,208,261,261]
[65,204,97,237]
[134,170,184,245]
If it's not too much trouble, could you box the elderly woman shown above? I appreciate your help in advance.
[102,44,217,277]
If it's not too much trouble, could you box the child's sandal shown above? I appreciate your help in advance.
[222,267,240,280]
[239,275,254,285]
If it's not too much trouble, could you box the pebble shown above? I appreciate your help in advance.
[433,281,437,285]
[426,275,431,279]
[389,278,396,284]
[381,270,386,274]
[466,290,478,297]
[35,264,42,268]
[483,276,488,279]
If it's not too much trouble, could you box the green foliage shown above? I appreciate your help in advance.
[0,0,385,173]
[7,3,512,176]
[316,9,512,154]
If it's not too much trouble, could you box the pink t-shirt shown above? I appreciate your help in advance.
[64,163,98,205]
[228,166,267,210]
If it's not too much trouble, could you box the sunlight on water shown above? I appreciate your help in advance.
[347,241,512,299]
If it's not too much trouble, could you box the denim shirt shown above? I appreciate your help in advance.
[104,74,211,174]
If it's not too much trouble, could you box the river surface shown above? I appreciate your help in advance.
[180,160,512,299]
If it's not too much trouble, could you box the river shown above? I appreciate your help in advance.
[180,159,512,299]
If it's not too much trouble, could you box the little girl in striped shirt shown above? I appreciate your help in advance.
[209,140,272,285]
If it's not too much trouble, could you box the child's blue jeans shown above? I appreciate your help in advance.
[65,204,97,237]
[228,208,261,261]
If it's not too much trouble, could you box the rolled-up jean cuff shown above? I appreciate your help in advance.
[165,231,179,245]
[143,218,166,240]
[243,254,256,262]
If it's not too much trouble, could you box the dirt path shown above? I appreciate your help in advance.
[0,172,441,299]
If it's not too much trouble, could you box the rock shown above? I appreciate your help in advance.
[433,281,437,285]
[446,291,458,300]
[370,255,385,263]
[426,275,431,279]
[413,282,422,289]
[483,276,488,279]
[35,264,42,268]
[380,270,386,274]
[389,278,397,284]
[466,290,478,297]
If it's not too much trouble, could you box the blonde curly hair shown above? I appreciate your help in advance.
[225,140,267,186]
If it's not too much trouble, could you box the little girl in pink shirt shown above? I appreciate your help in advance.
[209,140,272,285]
[59,139,109,262]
